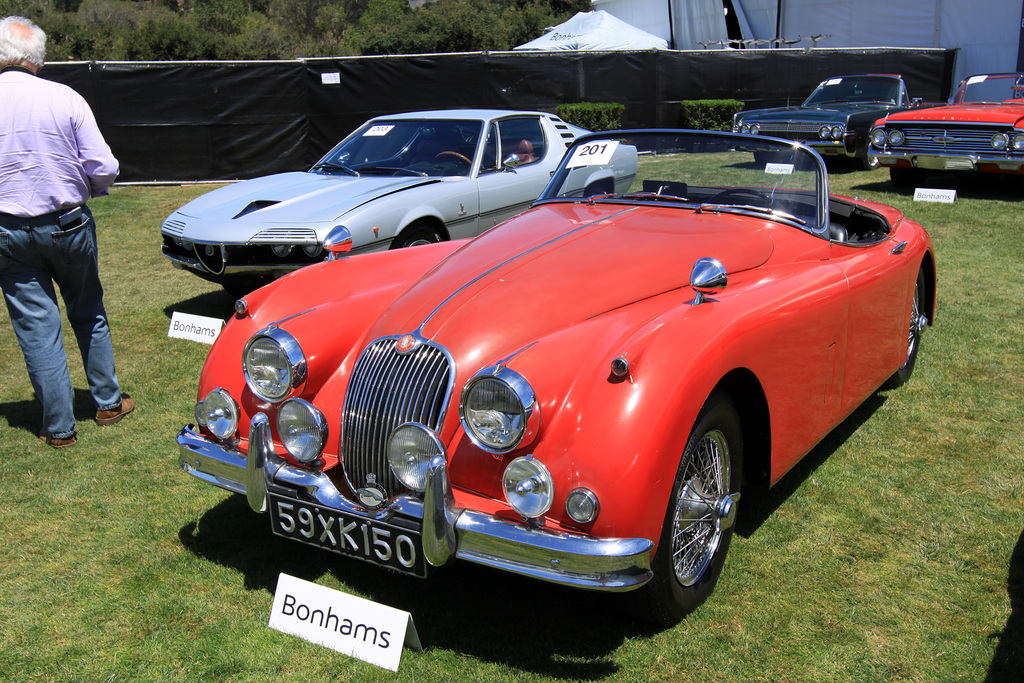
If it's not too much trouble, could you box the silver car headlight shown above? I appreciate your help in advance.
[749,123,759,134]
[818,125,831,140]
[386,423,445,492]
[992,133,1009,151]
[870,128,887,147]
[199,388,238,440]
[503,455,553,519]
[887,129,905,146]
[459,365,539,454]
[1012,133,1024,152]
[243,327,306,402]
[277,398,327,463]
[566,487,600,524]
[830,124,844,140]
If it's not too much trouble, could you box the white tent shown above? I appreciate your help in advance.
[513,10,668,51]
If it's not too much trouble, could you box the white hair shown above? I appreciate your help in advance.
[0,16,46,68]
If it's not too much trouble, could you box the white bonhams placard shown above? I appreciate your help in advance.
[269,574,422,672]
[913,187,957,203]
[167,312,223,344]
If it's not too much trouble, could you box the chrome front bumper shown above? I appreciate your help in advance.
[873,150,1024,172]
[176,416,654,591]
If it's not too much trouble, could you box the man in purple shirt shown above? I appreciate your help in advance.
[0,16,134,449]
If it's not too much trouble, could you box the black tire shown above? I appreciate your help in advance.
[391,222,444,250]
[222,275,272,298]
[889,167,924,189]
[634,392,744,626]
[884,267,927,389]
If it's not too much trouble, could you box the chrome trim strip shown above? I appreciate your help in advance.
[417,208,638,333]
[176,421,654,591]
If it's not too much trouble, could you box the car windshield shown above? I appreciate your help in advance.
[804,76,901,105]
[956,74,1024,103]
[540,131,827,234]
[313,119,482,177]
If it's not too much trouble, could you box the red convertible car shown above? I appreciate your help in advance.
[870,72,1024,187]
[176,130,935,625]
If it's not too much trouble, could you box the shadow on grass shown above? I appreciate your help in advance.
[985,526,1024,682]
[179,494,656,678]
[162,289,237,321]
[0,387,113,437]
[849,171,1024,201]
[736,392,888,539]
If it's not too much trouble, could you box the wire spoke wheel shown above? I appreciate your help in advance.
[672,429,731,586]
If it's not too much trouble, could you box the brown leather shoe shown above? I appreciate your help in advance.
[39,429,77,449]
[95,394,135,425]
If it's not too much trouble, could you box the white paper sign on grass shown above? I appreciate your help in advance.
[269,574,422,672]
[914,187,957,203]
[167,312,223,344]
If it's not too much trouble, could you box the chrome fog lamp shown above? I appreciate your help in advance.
[243,328,306,402]
[302,244,323,257]
[566,487,600,524]
[830,125,844,140]
[202,388,238,440]
[991,133,1010,151]
[386,423,444,492]
[503,455,553,519]
[870,129,887,147]
[818,125,831,139]
[277,398,327,463]
[460,366,539,454]
[887,129,905,146]
[271,244,293,258]
[1012,133,1024,152]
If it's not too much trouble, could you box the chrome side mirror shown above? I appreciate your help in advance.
[502,153,521,170]
[323,225,353,260]
[689,257,727,305]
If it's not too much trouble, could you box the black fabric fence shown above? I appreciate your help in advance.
[40,48,955,183]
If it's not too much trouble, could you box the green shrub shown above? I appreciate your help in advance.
[555,102,625,131]
[679,99,744,131]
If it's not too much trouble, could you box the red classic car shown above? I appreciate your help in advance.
[869,72,1024,186]
[176,130,935,625]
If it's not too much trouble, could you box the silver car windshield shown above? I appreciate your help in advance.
[540,131,827,234]
[314,119,482,177]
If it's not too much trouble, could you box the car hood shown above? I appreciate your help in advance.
[356,202,775,369]
[884,103,1024,126]
[740,103,894,121]
[171,171,442,236]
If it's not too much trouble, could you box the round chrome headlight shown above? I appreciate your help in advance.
[503,455,553,519]
[201,388,238,440]
[738,123,749,134]
[870,128,887,147]
[302,244,323,257]
[830,125,844,140]
[1012,133,1024,152]
[460,366,539,454]
[818,125,831,140]
[271,244,293,257]
[243,328,306,402]
[887,129,905,146]
[992,133,1009,151]
[386,423,444,492]
[277,398,327,463]
[566,487,600,524]
[749,123,759,134]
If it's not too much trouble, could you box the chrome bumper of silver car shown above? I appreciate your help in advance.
[874,150,1024,172]
[176,418,654,591]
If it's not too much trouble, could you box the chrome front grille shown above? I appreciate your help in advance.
[895,125,1003,155]
[341,337,453,498]
[755,120,825,134]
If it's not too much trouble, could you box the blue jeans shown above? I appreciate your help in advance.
[0,205,122,439]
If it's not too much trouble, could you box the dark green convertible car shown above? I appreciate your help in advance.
[733,75,922,170]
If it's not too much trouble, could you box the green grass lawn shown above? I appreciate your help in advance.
[0,167,1021,682]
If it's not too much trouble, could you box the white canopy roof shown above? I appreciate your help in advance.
[513,10,668,51]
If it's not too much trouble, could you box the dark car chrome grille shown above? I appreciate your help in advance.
[340,337,453,498]
[895,125,1003,155]
[755,120,826,134]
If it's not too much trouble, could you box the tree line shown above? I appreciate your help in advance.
[1,0,590,61]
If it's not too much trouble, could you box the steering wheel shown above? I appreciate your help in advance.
[435,151,472,165]
[707,187,772,206]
